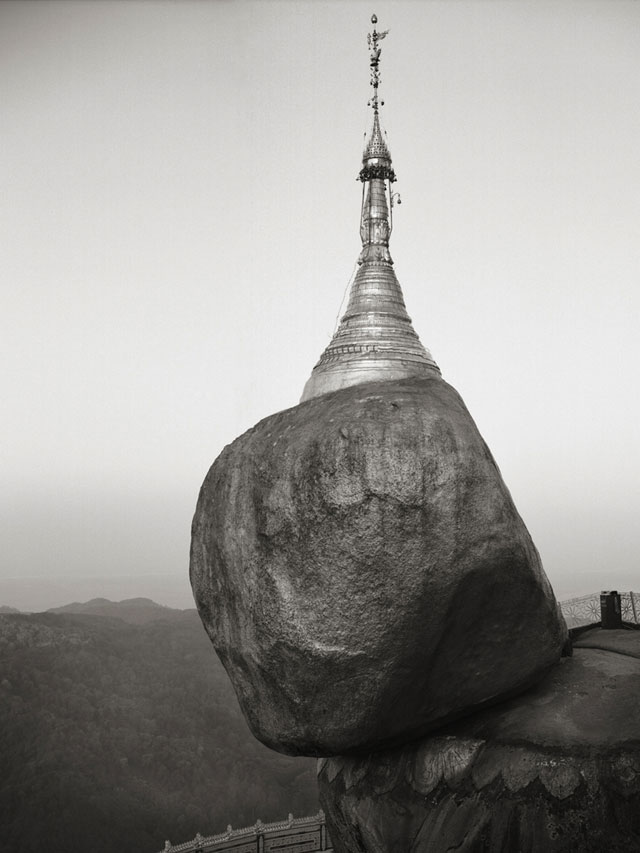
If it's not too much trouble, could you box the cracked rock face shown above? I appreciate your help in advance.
[190,377,567,756]
[318,631,640,852]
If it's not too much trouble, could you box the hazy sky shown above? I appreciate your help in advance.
[2,0,639,606]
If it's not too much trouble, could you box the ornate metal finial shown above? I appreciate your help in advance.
[367,13,389,113]
[360,14,394,183]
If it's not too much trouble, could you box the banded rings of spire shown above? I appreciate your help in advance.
[301,14,440,403]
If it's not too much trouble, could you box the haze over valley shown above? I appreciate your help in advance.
[0,598,318,853]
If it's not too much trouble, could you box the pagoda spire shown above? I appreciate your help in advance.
[301,14,440,403]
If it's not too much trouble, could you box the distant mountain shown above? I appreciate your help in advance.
[47,596,188,624]
[0,573,195,613]
[0,608,318,853]
[0,604,20,613]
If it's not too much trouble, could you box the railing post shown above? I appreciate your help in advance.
[600,590,622,629]
[319,811,328,850]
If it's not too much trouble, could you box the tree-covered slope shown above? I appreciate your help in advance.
[0,606,318,853]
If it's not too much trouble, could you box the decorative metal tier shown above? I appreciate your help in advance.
[301,14,440,402]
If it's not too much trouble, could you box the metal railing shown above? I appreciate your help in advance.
[560,591,639,628]
[161,810,332,853]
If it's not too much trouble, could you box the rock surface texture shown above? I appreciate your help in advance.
[190,377,567,756]
[318,629,640,852]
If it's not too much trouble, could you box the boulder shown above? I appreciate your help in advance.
[318,629,640,852]
[190,377,567,756]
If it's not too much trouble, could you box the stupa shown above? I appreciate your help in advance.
[301,14,440,401]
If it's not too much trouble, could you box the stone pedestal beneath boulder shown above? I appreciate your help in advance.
[191,378,567,756]
[318,629,640,853]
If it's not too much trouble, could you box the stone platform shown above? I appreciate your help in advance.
[319,628,640,853]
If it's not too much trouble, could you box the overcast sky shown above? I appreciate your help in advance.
[2,0,639,607]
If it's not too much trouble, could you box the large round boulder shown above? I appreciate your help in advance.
[190,377,567,756]
[318,628,640,852]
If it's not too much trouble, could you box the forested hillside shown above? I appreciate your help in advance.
[0,603,318,853]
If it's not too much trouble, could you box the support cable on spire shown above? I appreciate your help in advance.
[332,261,359,336]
